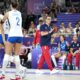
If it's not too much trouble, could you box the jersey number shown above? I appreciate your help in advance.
[16,17,20,26]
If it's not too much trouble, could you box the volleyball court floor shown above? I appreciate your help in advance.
[0,69,80,80]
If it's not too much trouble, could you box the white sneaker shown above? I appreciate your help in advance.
[35,69,43,74]
[75,67,78,70]
[20,66,27,79]
[50,69,60,74]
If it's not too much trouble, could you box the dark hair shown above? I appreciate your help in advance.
[60,35,66,40]
[10,0,18,8]
[60,35,66,44]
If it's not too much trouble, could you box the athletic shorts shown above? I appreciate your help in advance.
[7,37,23,43]
[60,51,68,55]
[0,34,8,44]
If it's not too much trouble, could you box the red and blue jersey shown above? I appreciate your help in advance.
[70,41,80,52]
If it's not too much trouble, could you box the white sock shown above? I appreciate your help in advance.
[2,54,10,75]
[14,55,21,76]
[10,56,14,62]
[51,55,57,67]
[61,55,66,65]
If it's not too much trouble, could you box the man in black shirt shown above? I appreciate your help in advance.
[36,15,59,74]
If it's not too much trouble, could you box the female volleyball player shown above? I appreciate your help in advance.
[0,14,9,68]
[0,0,26,79]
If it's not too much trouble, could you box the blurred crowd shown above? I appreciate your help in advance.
[23,20,80,38]
[23,0,80,36]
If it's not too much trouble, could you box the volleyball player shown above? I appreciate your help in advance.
[0,0,26,79]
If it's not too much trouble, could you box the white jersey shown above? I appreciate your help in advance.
[8,10,23,37]
[3,19,10,34]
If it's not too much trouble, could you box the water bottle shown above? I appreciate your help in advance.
[66,60,70,70]
[72,64,75,70]
[62,64,64,70]
[67,65,70,70]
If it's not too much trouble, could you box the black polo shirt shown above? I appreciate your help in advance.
[40,24,52,47]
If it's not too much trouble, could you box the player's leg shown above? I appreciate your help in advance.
[42,46,59,74]
[51,54,57,67]
[0,41,13,79]
[38,54,45,69]
[14,43,25,79]
[67,53,73,65]
[14,42,22,73]
[14,37,26,79]
[51,52,61,68]
[61,53,67,69]
[42,46,53,71]
[75,53,80,70]
[67,53,73,70]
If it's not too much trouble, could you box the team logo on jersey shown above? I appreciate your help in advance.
[72,44,75,47]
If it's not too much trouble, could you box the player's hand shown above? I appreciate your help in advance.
[73,53,75,56]
[71,53,75,56]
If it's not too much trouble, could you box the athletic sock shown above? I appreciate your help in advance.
[51,55,57,67]
[14,55,21,76]
[2,54,10,75]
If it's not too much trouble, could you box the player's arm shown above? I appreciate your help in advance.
[41,29,54,36]
[70,48,73,54]
[41,31,49,36]
[0,23,5,43]
[0,12,9,43]
[0,14,5,43]
[2,12,9,22]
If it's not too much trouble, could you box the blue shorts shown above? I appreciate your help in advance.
[7,37,23,44]
[0,34,8,44]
